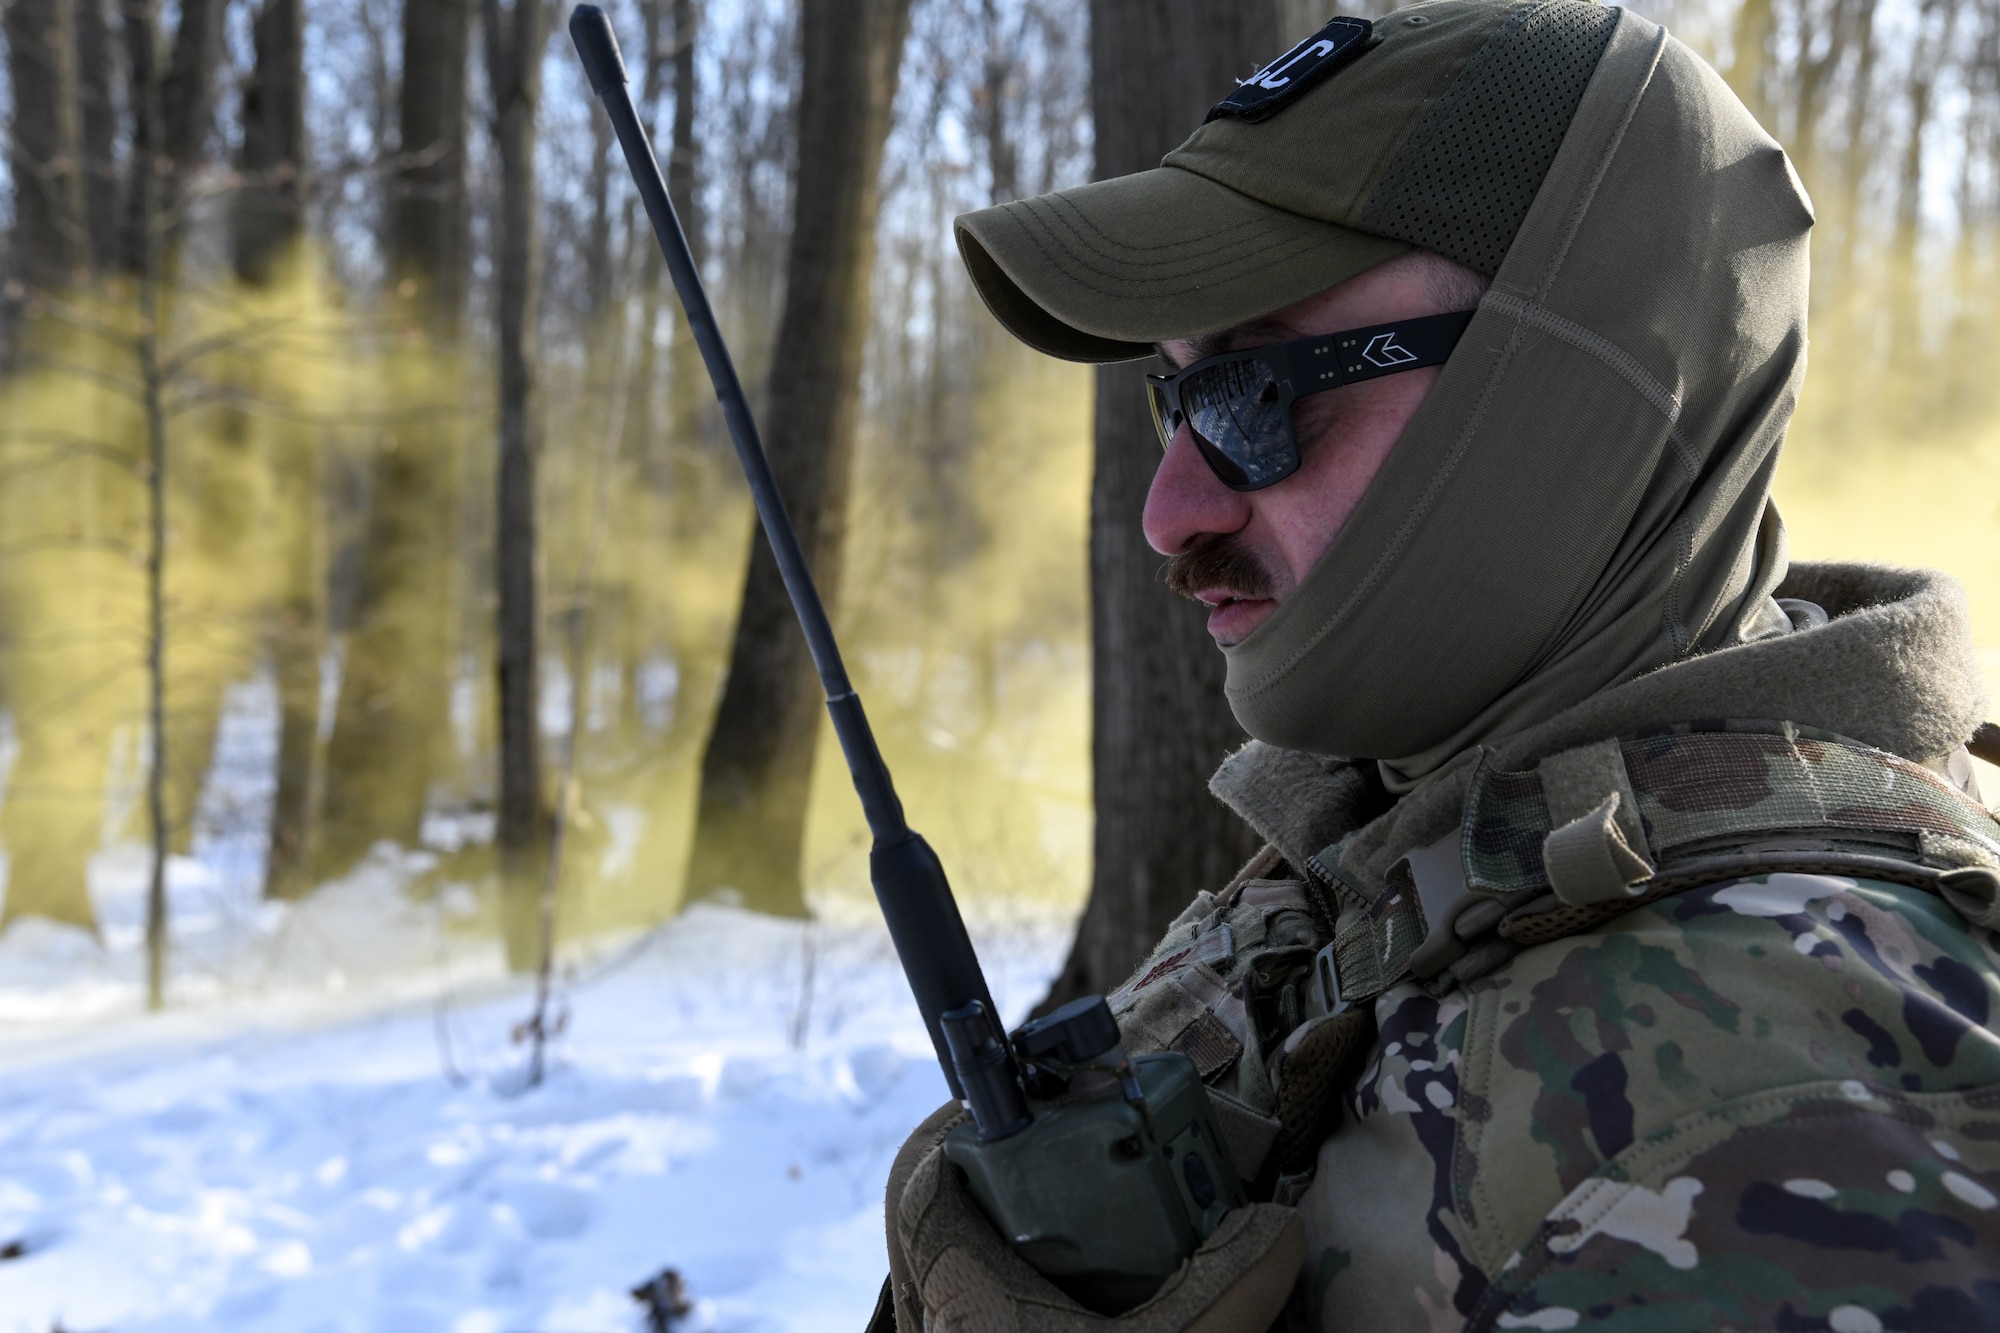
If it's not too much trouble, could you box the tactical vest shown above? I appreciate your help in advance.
[1111,720,2000,1184]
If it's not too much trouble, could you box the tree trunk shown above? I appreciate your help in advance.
[6,0,87,290]
[225,0,313,891]
[304,0,470,894]
[1894,0,1953,267]
[665,0,711,526]
[114,0,171,1007]
[1725,0,1776,130]
[668,0,702,259]
[117,0,158,274]
[1038,1,1279,1012]
[263,442,327,900]
[682,0,913,917]
[486,0,551,966]
[159,0,224,237]
[391,0,474,331]
[232,0,306,284]
[975,0,1020,205]
[584,102,615,323]
[309,419,458,880]
[74,0,122,270]
[622,0,668,487]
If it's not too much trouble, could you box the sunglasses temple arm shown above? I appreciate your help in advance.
[571,4,1017,1113]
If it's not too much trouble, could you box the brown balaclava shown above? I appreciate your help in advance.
[953,1,1815,782]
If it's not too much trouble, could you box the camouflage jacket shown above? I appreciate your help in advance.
[1144,565,2000,1330]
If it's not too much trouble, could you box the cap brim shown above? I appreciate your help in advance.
[955,166,1410,364]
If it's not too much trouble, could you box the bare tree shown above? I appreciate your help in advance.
[232,0,306,282]
[1726,0,1776,128]
[667,0,701,257]
[7,0,88,291]
[391,0,474,327]
[972,0,1024,205]
[663,0,710,517]
[74,0,124,269]
[486,0,552,965]
[1896,0,1959,263]
[1038,1,1281,1010]
[262,426,328,901]
[225,0,321,901]
[683,0,915,917]
[299,0,471,894]
[115,0,173,1008]
[158,0,225,242]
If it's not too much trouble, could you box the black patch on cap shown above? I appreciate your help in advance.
[1206,16,1375,125]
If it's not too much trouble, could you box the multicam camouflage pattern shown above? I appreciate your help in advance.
[1312,724,2000,1014]
[1299,872,2000,1331]
[1087,718,2000,1328]
[1108,871,1329,1126]
[1463,722,2000,897]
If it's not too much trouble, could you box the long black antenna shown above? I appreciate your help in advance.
[570,4,1018,1111]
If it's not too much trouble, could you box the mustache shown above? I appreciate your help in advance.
[1162,537,1276,603]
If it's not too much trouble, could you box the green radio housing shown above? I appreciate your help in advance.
[941,1050,1245,1314]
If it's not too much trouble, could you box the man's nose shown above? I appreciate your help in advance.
[1142,425,1253,556]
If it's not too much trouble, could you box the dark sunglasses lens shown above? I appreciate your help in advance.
[1146,381,1179,450]
[1183,357,1294,488]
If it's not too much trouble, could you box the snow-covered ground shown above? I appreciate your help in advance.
[0,875,1069,1333]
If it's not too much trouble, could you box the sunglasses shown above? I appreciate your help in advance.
[1145,309,1475,491]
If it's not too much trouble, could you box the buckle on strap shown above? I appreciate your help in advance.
[1305,940,1345,1018]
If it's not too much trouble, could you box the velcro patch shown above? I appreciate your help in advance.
[1171,1012,1244,1081]
[1206,16,1374,125]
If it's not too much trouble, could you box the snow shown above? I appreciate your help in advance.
[0,892,1070,1332]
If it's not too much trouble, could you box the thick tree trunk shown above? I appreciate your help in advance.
[683,0,913,917]
[1725,0,1776,128]
[309,420,457,883]
[1038,2,1279,1011]
[232,0,306,283]
[391,0,474,330]
[305,0,470,893]
[159,0,224,236]
[263,448,327,900]
[486,0,551,966]
[117,0,158,274]
[6,0,87,289]
[73,0,121,269]
[227,0,314,891]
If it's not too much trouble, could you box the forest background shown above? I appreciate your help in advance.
[1,0,1997,1014]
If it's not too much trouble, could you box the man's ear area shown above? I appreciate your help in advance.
[1409,249,1492,314]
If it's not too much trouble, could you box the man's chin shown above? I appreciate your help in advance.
[1206,596,1277,646]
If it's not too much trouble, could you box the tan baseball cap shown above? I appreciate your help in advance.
[955,0,1621,362]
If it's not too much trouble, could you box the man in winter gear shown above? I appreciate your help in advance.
[880,1,2000,1328]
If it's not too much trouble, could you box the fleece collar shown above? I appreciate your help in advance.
[1211,562,1990,877]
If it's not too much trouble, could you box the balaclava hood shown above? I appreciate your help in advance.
[1220,9,1813,780]
[957,2,1814,781]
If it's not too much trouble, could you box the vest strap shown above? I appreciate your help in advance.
[1309,721,2000,1011]
[1543,790,1655,906]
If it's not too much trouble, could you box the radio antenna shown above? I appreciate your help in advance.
[569,4,1021,1112]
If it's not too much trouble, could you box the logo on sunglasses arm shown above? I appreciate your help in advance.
[1361,332,1418,368]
